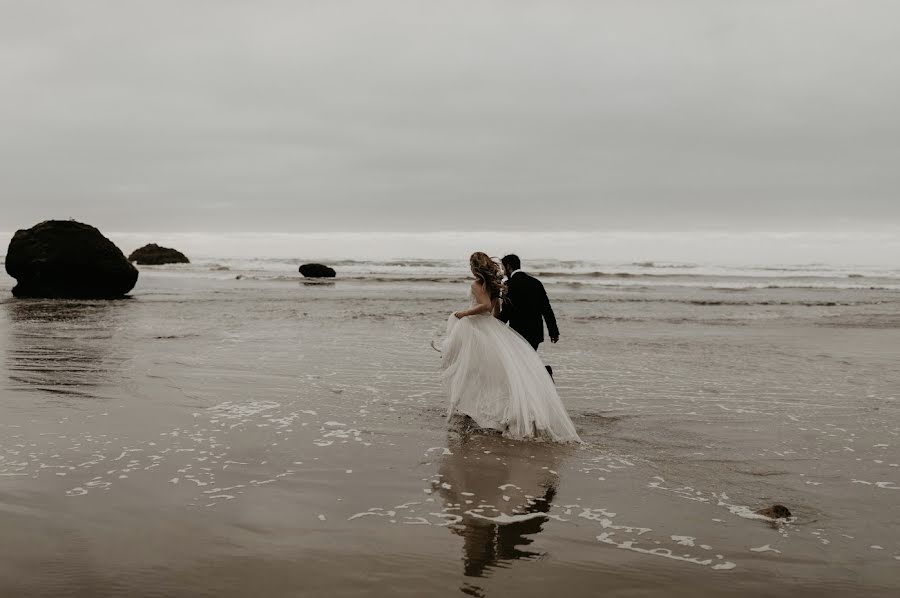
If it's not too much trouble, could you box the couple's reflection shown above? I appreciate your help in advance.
[435,432,565,591]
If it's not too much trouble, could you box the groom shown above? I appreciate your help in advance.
[497,254,559,378]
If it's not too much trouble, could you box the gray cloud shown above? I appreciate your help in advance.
[1,0,899,232]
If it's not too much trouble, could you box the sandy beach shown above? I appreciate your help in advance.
[1,261,898,597]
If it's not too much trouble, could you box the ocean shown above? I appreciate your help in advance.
[128,255,900,287]
[1,256,898,596]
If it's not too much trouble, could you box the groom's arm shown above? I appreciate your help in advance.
[540,281,560,342]
[497,279,515,323]
[497,298,512,323]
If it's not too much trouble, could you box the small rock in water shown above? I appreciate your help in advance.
[755,504,792,519]
[299,263,336,278]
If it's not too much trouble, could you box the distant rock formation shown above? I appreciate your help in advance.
[756,504,792,519]
[128,243,190,265]
[5,220,138,298]
[299,263,336,278]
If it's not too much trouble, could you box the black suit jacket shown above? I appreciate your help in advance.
[497,272,559,348]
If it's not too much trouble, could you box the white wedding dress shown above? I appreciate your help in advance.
[439,295,581,443]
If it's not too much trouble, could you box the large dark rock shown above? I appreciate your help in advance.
[128,243,190,265]
[5,220,139,299]
[299,263,336,278]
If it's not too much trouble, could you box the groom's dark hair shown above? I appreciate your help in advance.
[501,254,521,271]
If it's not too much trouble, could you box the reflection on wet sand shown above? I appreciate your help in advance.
[2,299,131,397]
[436,433,566,594]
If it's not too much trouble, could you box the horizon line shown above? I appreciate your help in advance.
[3,229,900,236]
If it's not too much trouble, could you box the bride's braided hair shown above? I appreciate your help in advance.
[469,252,507,300]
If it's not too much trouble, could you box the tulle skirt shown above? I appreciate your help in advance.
[440,313,581,443]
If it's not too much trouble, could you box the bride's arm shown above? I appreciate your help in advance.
[454,281,493,318]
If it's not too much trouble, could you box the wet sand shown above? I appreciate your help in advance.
[1,271,898,597]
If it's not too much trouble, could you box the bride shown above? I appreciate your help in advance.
[439,252,581,443]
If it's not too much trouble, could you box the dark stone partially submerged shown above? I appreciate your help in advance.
[299,263,336,278]
[756,504,792,519]
[128,243,190,265]
[5,220,138,299]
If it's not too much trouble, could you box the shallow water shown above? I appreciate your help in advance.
[0,269,898,597]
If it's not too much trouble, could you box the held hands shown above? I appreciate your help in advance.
[550,336,559,344]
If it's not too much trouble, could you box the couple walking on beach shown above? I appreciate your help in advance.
[440,252,581,443]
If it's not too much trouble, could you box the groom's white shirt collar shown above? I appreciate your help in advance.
[508,269,522,279]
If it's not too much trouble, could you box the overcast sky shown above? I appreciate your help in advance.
[1,0,899,234]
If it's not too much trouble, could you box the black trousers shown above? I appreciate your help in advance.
[528,339,554,380]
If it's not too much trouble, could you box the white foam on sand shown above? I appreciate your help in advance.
[649,477,796,524]
[348,512,381,521]
[208,401,281,419]
[597,533,736,571]
[403,517,431,525]
[852,479,899,490]
[465,511,567,524]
